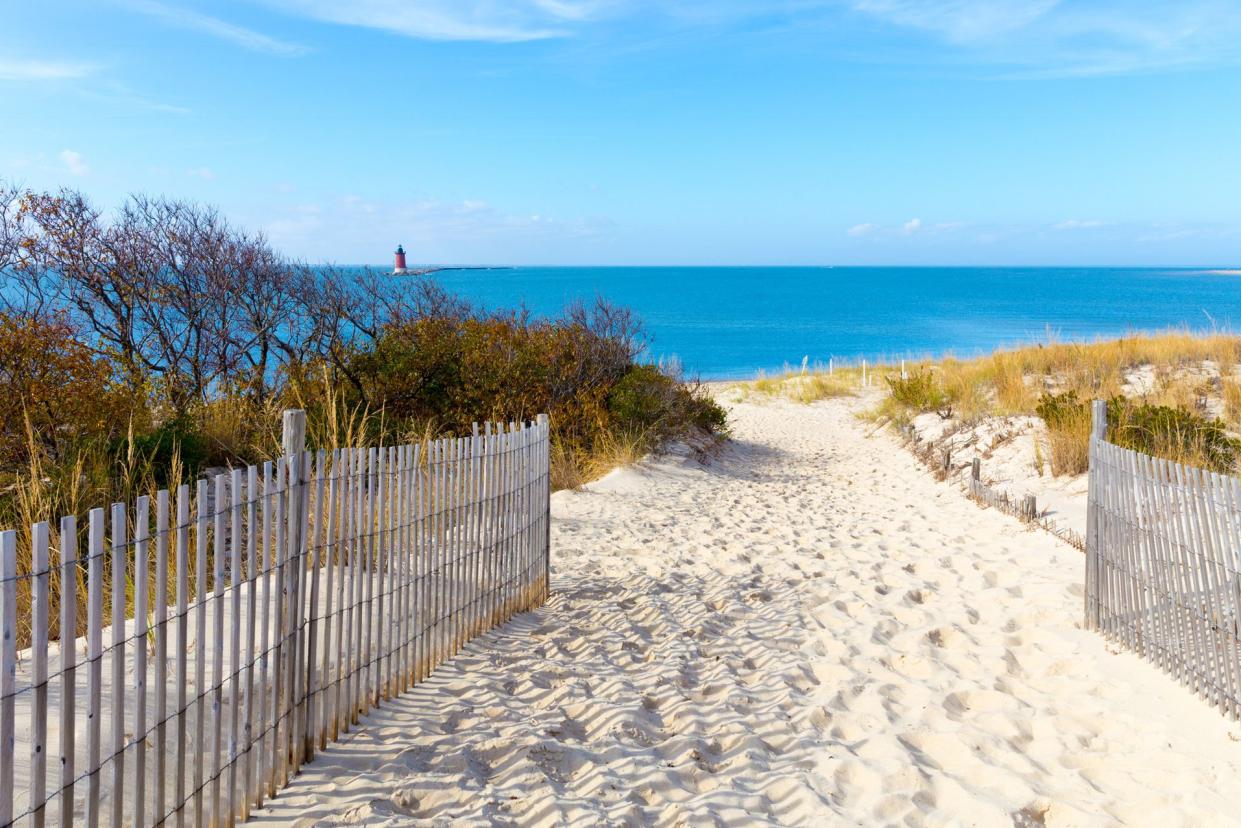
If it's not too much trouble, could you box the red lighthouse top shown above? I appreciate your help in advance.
[394,244,407,273]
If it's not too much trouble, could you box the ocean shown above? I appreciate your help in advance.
[428,266,1241,380]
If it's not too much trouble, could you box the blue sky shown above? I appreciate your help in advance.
[2,1,1240,265]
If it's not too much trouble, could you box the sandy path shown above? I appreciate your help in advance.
[249,398,1241,826]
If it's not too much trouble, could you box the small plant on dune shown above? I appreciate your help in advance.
[886,370,948,414]
[1223,378,1241,426]
[740,369,855,404]
[750,371,783,397]
[549,440,588,491]
[991,352,1034,413]
[790,374,855,404]
[1035,390,1241,476]
[580,428,651,480]
[1108,398,1240,474]
[1035,391,1092,476]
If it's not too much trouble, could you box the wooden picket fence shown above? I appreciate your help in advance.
[0,411,551,827]
[1084,399,1241,719]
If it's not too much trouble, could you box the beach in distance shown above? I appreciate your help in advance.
[426,266,1241,378]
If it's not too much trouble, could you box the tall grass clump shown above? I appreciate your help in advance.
[1036,390,1241,476]
[991,352,1035,413]
[1034,392,1093,476]
[1224,379,1241,424]
[791,374,855,404]
[1109,398,1240,473]
[741,368,856,404]
[886,370,947,413]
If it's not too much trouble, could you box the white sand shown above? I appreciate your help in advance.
[248,396,1241,826]
[905,409,1090,539]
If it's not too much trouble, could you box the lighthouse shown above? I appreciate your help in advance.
[393,244,408,274]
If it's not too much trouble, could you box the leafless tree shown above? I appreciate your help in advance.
[0,181,23,274]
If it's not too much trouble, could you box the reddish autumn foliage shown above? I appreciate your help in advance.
[0,311,133,467]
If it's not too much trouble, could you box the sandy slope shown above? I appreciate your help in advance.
[249,397,1241,826]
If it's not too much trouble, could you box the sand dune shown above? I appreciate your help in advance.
[249,397,1241,826]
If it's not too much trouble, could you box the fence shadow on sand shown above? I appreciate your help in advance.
[248,564,833,825]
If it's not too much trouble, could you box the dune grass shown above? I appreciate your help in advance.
[870,331,1241,476]
[735,362,863,404]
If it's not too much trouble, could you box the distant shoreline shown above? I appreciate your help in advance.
[395,265,516,276]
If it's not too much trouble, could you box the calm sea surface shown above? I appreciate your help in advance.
[428,266,1241,379]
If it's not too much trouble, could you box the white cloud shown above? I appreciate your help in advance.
[848,0,1241,76]
[851,0,1061,43]
[0,60,97,81]
[246,0,1241,73]
[903,217,922,234]
[846,222,876,237]
[78,81,191,115]
[59,150,89,176]
[265,194,608,261]
[126,0,307,55]
[187,167,216,180]
[1053,219,1106,230]
[261,0,597,42]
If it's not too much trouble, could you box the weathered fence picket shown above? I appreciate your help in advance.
[1085,398,1241,720]
[0,411,551,826]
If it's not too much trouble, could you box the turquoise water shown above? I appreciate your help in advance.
[429,266,1241,379]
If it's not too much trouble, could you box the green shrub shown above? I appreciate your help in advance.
[886,370,947,412]
[346,307,726,487]
[1035,391,1092,475]
[1035,391,1241,475]
[1109,397,1240,473]
[1035,390,1086,428]
[608,364,677,430]
[686,387,728,434]
[608,364,727,438]
[121,418,213,484]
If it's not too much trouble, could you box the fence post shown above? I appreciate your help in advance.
[281,409,307,784]
[1091,399,1107,443]
[1085,399,1107,631]
[537,414,551,601]
[0,531,16,828]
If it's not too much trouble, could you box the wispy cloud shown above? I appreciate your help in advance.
[0,59,98,81]
[265,194,609,261]
[187,166,216,180]
[842,217,1241,250]
[265,0,1241,75]
[851,0,1061,43]
[261,0,601,42]
[59,150,89,176]
[126,0,308,55]
[847,0,1241,76]
[78,80,191,115]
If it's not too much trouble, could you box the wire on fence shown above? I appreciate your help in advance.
[1084,398,1241,720]
[0,411,552,827]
